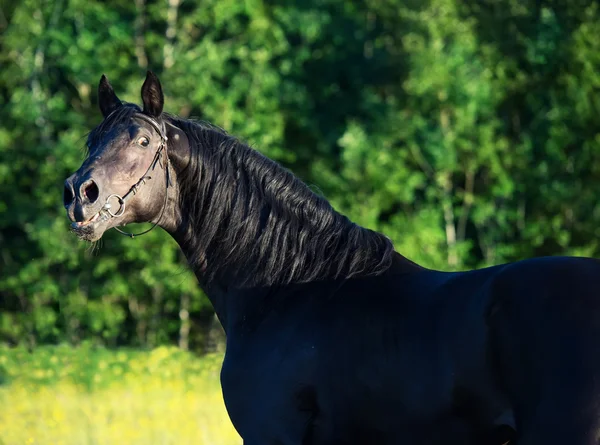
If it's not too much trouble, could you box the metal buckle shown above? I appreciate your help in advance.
[103,194,126,217]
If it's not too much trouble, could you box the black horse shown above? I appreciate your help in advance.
[65,71,600,445]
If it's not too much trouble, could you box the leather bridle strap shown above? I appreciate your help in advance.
[102,113,171,238]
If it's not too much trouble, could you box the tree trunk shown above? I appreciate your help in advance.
[439,108,458,268]
[163,0,180,69]
[441,177,458,268]
[178,293,190,351]
[148,287,163,348]
[206,312,226,353]
[457,168,475,242]
[128,296,147,347]
[134,0,148,69]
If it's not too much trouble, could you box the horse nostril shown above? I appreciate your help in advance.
[63,184,74,207]
[82,180,100,203]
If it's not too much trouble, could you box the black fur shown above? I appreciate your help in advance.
[141,71,164,118]
[169,115,394,288]
[98,74,122,118]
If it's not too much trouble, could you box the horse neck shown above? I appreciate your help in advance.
[171,236,424,337]
[180,249,425,336]
[164,121,424,330]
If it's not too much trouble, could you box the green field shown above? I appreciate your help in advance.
[0,345,241,445]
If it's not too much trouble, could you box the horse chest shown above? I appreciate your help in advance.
[220,332,320,442]
[220,327,464,445]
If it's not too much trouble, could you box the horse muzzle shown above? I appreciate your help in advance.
[64,172,112,240]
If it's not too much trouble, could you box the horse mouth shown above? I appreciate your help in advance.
[70,210,110,240]
[72,211,101,227]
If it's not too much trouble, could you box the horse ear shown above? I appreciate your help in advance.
[141,70,164,118]
[98,74,122,118]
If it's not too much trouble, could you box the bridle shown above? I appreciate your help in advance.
[102,113,172,238]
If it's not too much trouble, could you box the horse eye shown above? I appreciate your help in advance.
[137,136,150,147]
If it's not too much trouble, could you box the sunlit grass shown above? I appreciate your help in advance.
[0,345,241,445]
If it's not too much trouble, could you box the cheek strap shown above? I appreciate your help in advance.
[102,114,171,239]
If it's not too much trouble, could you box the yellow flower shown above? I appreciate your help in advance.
[0,347,241,445]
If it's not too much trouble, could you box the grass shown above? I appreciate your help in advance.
[0,344,241,445]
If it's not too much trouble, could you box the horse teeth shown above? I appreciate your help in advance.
[75,212,101,227]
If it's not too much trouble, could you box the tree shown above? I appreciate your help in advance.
[2,0,600,347]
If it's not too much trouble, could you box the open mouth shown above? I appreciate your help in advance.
[70,209,112,242]
[71,210,109,232]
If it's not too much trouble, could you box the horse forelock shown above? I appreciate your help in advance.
[85,104,142,153]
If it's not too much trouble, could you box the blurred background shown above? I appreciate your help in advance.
[1,0,600,443]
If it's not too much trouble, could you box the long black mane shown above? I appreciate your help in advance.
[168,114,394,288]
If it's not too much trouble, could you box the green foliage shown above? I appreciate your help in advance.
[0,343,223,389]
[2,0,600,347]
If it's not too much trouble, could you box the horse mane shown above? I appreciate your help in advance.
[167,114,394,288]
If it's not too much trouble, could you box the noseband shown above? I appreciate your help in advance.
[102,113,172,238]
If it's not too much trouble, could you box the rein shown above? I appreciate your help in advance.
[102,113,172,238]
